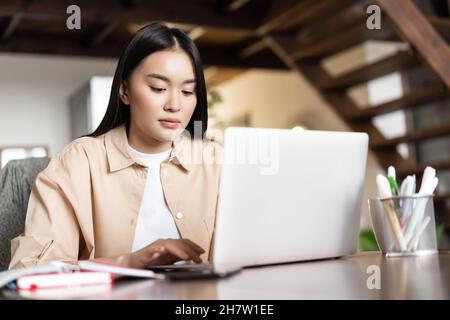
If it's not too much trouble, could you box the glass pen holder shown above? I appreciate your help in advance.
[368,195,437,257]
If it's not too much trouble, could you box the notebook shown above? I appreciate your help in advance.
[0,260,164,290]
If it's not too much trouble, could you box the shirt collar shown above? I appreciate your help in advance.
[104,125,193,173]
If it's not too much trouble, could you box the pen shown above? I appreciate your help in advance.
[387,166,398,194]
[400,175,415,230]
[387,166,400,209]
[376,174,407,251]
[404,168,438,243]
[407,216,431,251]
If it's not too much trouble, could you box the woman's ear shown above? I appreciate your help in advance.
[119,80,130,105]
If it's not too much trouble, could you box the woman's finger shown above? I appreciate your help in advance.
[183,239,205,254]
[163,242,193,261]
[166,241,202,262]
[141,245,165,260]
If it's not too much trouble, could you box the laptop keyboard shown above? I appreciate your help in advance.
[146,260,213,271]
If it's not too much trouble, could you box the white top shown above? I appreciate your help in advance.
[128,145,180,252]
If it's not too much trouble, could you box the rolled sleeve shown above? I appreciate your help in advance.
[9,142,92,269]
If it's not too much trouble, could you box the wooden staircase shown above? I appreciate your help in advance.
[243,0,450,229]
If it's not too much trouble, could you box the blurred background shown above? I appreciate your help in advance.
[0,0,449,250]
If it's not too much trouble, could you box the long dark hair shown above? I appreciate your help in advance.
[88,22,208,139]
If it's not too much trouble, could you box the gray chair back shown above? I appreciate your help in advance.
[0,157,50,271]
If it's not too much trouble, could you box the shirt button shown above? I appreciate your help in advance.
[176,212,183,219]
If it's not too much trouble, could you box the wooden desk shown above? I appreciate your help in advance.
[3,252,450,299]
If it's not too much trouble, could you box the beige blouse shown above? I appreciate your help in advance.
[9,125,222,269]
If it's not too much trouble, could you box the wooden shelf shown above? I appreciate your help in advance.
[316,51,418,91]
[371,123,450,149]
[290,22,396,60]
[397,159,450,178]
[345,84,449,121]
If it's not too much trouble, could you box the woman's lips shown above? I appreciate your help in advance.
[159,120,180,129]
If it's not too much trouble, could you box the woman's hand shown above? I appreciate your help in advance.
[128,238,205,269]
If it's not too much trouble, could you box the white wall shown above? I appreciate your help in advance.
[0,53,117,156]
[90,77,113,133]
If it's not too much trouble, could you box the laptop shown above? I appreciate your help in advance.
[148,127,368,278]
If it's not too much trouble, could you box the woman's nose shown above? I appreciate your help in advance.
[164,91,181,112]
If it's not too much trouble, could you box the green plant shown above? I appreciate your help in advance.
[436,224,444,245]
[207,87,223,110]
[359,228,380,251]
[206,86,225,129]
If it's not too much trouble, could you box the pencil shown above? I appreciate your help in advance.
[383,199,407,252]
[407,216,431,252]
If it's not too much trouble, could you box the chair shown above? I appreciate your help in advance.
[0,157,50,271]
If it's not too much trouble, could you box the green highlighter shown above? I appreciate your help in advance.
[387,166,400,209]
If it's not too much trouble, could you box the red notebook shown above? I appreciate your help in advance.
[16,271,113,291]
[0,260,162,292]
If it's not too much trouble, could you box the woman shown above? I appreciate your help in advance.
[9,22,222,270]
